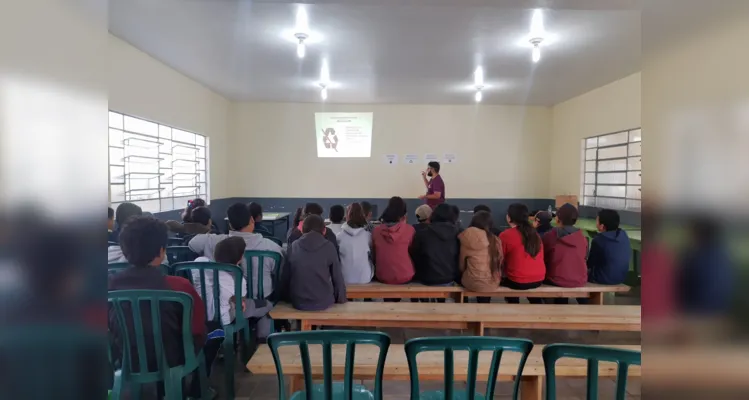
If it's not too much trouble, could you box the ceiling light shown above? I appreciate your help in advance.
[320,86,328,100]
[530,38,543,63]
[474,90,482,103]
[294,7,310,59]
[474,66,484,88]
[530,9,545,37]
[320,59,330,86]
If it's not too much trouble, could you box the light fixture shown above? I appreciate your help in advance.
[319,59,330,101]
[473,66,484,103]
[320,86,328,100]
[474,90,483,103]
[294,7,309,59]
[530,38,543,63]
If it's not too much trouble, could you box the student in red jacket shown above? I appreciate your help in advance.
[542,203,588,303]
[372,196,415,290]
[499,203,545,304]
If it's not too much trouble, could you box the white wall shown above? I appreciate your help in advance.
[549,73,641,197]
[108,34,231,199]
[228,103,552,199]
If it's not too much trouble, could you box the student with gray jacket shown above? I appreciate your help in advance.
[280,215,347,311]
[336,203,374,284]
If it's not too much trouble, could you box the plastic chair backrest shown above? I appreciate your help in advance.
[166,246,198,265]
[172,261,244,328]
[167,237,185,247]
[265,236,283,246]
[108,263,169,276]
[108,290,200,383]
[0,324,105,399]
[543,344,641,400]
[405,336,534,400]
[267,330,391,400]
[243,250,281,299]
[108,241,119,247]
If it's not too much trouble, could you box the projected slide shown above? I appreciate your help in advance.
[315,112,373,158]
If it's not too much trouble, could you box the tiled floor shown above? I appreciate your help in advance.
[217,292,641,399]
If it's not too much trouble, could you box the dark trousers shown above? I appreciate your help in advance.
[476,297,492,304]
[187,321,222,397]
[501,278,544,304]
[542,279,590,304]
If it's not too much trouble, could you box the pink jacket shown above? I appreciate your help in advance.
[372,221,415,284]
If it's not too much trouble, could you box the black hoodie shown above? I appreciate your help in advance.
[280,231,347,311]
[409,221,460,285]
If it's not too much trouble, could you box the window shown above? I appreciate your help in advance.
[581,128,641,210]
[109,111,209,213]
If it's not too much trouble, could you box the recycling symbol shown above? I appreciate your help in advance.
[322,128,338,152]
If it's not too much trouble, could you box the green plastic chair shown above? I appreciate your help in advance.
[405,337,534,400]
[167,237,185,247]
[108,290,209,400]
[166,246,199,266]
[172,261,252,399]
[108,262,169,276]
[267,330,391,400]
[243,250,282,299]
[543,344,641,400]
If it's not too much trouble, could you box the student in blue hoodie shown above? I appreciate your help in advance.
[587,209,631,285]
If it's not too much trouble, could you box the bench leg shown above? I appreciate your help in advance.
[301,320,312,331]
[590,292,604,305]
[288,375,303,395]
[520,376,542,400]
[452,292,464,303]
[473,322,484,336]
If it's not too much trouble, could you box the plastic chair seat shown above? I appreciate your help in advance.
[290,382,375,400]
[419,390,487,400]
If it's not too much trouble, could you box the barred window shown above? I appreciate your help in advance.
[581,128,641,210]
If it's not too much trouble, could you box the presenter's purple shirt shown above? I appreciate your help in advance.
[426,175,445,209]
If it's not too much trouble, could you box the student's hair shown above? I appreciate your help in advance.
[361,201,373,218]
[248,202,263,222]
[346,203,368,228]
[473,204,491,214]
[556,203,579,226]
[108,207,114,220]
[302,214,325,234]
[119,216,168,267]
[303,202,324,217]
[428,161,441,173]
[507,203,540,257]
[214,236,247,265]
[535,211,553,228]
[380,196,407,223]
[431,204,454,223]
[329,205,345,224]
[597,209,620,232]
[115,202,143,226]
[183,198,207,223]
[227,202,251,231]
[470,211,500,276]
[450,205,460,223]
[292,207,304,227]
[190,206,212,226]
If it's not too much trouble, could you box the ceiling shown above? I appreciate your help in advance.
[109,0,643,106]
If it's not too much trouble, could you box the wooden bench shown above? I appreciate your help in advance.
[345,282,630,305]
[270,302,641,334]
[248,343,641,400]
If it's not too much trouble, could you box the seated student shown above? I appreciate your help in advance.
[542,204,588,304]
[288,203,338,253]
[280,215,346,311]
[534,211,554,237]
[249,202,273,237]
[450,204,464,232]
[107,207,115,242]
[361,201,375,232]
[410,204,460,286]
[108,216,211,398]
[499,203,546,304]
[327,204,345,236]
[372,196,415,285]
[288,207,303,239]
[336,203,374,284]
[166,206,213,238]
[189,203,283,300]
[193,236,274,339]
[459,211,503,302]
[169,198,220,234]
[413,204,432,233]
[473,204,502,235]
[587,209,631,285]
[108,202,143,262]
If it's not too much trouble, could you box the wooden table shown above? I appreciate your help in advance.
[270,302,642,334]
[248,343,641,400]
[346,282,630,305]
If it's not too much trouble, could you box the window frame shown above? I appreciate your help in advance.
[581,128,641,211]
[108,111,210,213]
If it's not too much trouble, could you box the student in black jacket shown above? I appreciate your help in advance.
[287,203,339,254]
[410,204,460,286]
